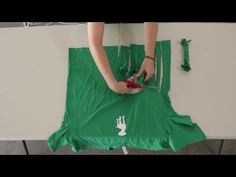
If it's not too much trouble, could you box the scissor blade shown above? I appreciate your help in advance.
[126,88,144,94]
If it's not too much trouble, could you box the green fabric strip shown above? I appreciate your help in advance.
[181,38,191,72]
[160,40,171,95]
[155,42,162,91]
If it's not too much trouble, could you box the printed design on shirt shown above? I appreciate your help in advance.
[116,116,127,136]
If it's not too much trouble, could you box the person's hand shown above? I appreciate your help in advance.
[136,57,155,82]
[108,80,130,94]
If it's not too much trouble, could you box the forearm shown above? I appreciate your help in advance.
[88,22,116,86]
[144,22,158,57]
[89,45,116,85]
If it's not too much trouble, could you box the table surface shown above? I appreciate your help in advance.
[0,23,235,140]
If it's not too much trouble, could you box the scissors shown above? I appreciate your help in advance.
[122,74,144,94]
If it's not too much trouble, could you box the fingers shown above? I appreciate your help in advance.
[123,83,131,94]
[127,75,135,82]
[123,82,131,94]
[144,73,153,82]
[137,66,144,77]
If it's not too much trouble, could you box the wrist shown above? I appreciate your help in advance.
[107,77,117,88]
[145,49,154,59]
[145,55,155,61]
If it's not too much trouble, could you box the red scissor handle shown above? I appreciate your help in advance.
[122,80,143,89]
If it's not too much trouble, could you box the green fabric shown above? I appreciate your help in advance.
[48,40,206,152]
[181,38,191,72]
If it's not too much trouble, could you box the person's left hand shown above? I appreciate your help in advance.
[129,57,155,82]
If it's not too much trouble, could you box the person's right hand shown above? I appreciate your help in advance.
[108,81,130,94]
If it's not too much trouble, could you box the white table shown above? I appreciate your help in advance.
[0,23,236,154]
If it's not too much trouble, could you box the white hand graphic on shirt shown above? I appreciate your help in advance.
[116,116,127,136]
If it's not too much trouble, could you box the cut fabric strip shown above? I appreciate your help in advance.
[180,38,191,72]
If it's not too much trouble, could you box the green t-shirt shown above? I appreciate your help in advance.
[48,40,206,152]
